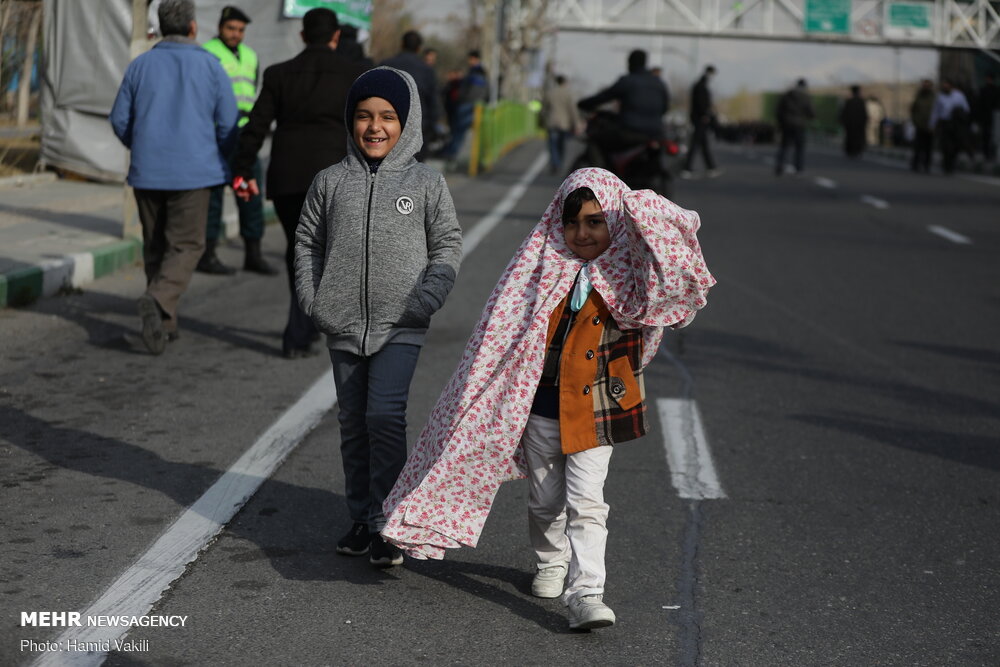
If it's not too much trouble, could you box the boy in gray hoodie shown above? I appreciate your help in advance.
[295,67,463,567]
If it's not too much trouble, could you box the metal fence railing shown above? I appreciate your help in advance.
[468,100,542,176]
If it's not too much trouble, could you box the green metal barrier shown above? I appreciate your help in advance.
[469,100,542,176]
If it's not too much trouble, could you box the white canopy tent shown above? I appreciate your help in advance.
[39,0,365,181]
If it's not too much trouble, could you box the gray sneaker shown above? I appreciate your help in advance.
[531,563,568,598]
[567,594,616,630]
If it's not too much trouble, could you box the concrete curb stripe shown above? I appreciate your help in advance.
[1,239,141,308]
[91,239,142,280]
[2,265,43,308]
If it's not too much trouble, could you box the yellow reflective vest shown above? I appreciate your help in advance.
[203,38,258,127]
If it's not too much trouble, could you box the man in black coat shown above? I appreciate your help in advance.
[232,8,369,358]
[774,78,815,175]
[381,30,438,160]
[839,85,868,158]
[682,65,721,178]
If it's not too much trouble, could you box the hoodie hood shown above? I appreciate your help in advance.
[344,66,423,171]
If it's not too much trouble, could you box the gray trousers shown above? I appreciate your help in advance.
[134,188,210,332]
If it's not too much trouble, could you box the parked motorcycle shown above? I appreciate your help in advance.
[569,110,679,198]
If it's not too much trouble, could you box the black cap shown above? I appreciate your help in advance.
[220,6,251,24]
[346,68,411,130]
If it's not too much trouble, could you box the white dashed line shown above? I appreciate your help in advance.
[657,398,726,500]
[814,177,837,189]
[462,150,548,256]
[860,195,889,209]
[928,225,972,245]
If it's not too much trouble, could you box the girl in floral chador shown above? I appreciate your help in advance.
[382,168,714,629]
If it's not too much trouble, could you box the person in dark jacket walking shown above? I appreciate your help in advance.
[839,85,868,158]
[681,65,721,178]
[442,50,489,162]
[110,0,238,355]
[233,8,369,359]
[295,67,463,567]
[774,78,815,175]
[381,30,439,160]
[909,79,935,173]
[930,78,971,175]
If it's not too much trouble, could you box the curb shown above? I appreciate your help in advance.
[1,202,278,310]
[0,238,142,309]
[0,172,58,190]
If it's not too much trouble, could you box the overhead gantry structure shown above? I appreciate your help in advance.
[550,0,1000,49]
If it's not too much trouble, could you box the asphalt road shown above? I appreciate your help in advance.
[2,141,998,666]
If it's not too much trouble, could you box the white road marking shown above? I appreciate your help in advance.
[34,149,551,667]
[928,225,972,245]
[462,151,548,256]
[657,398,726,500]
[34,373,338,667]
[860,195,889,209]
[814,177,837,189]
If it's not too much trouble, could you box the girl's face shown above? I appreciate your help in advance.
[563,199,611,260]
[353,97,401,160]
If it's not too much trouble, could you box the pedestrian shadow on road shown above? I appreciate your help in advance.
[791,412,1000,472]
[0,405,360,583]
[30,288,284,357]
[404,558,571,633]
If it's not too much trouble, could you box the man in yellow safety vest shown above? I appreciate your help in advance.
[199,5,276,276]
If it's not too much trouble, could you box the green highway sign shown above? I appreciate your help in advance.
[282,0,372,30]
[885,1,933,39]
[805,0,851,34]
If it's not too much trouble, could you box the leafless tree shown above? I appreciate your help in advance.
[16,0,42,126]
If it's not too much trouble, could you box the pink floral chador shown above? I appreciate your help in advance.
[382,168,715,559]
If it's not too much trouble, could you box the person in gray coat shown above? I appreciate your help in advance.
[295,67,463,568]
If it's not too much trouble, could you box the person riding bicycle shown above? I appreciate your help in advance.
[577,49,669,166]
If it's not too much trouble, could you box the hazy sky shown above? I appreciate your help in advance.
[411,1,939,97]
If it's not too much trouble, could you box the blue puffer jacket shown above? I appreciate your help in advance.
[110,37,238,190]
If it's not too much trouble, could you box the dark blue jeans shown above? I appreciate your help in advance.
[547,128,569,171]
[330,343,421,531]
[775,125,806,173]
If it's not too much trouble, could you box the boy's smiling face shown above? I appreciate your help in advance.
[563,199,611,260]
[353,97,401,160]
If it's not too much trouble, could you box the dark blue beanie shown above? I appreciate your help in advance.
[345,68,410,129]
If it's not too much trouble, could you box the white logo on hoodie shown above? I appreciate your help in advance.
[396,196,414,215]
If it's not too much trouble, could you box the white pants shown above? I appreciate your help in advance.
[521,413,613,602]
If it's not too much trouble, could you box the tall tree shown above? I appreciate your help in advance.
[16,0,42,126]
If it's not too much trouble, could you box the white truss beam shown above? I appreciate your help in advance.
[551,0,1000,48]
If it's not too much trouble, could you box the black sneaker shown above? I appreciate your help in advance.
[369,534,403,568]
[336,523,370,556]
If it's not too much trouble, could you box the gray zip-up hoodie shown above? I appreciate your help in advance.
[294,67,463,356]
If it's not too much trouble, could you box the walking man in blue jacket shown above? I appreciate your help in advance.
[110,0,239,355]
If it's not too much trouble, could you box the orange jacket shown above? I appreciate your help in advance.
[543,290,648,454]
